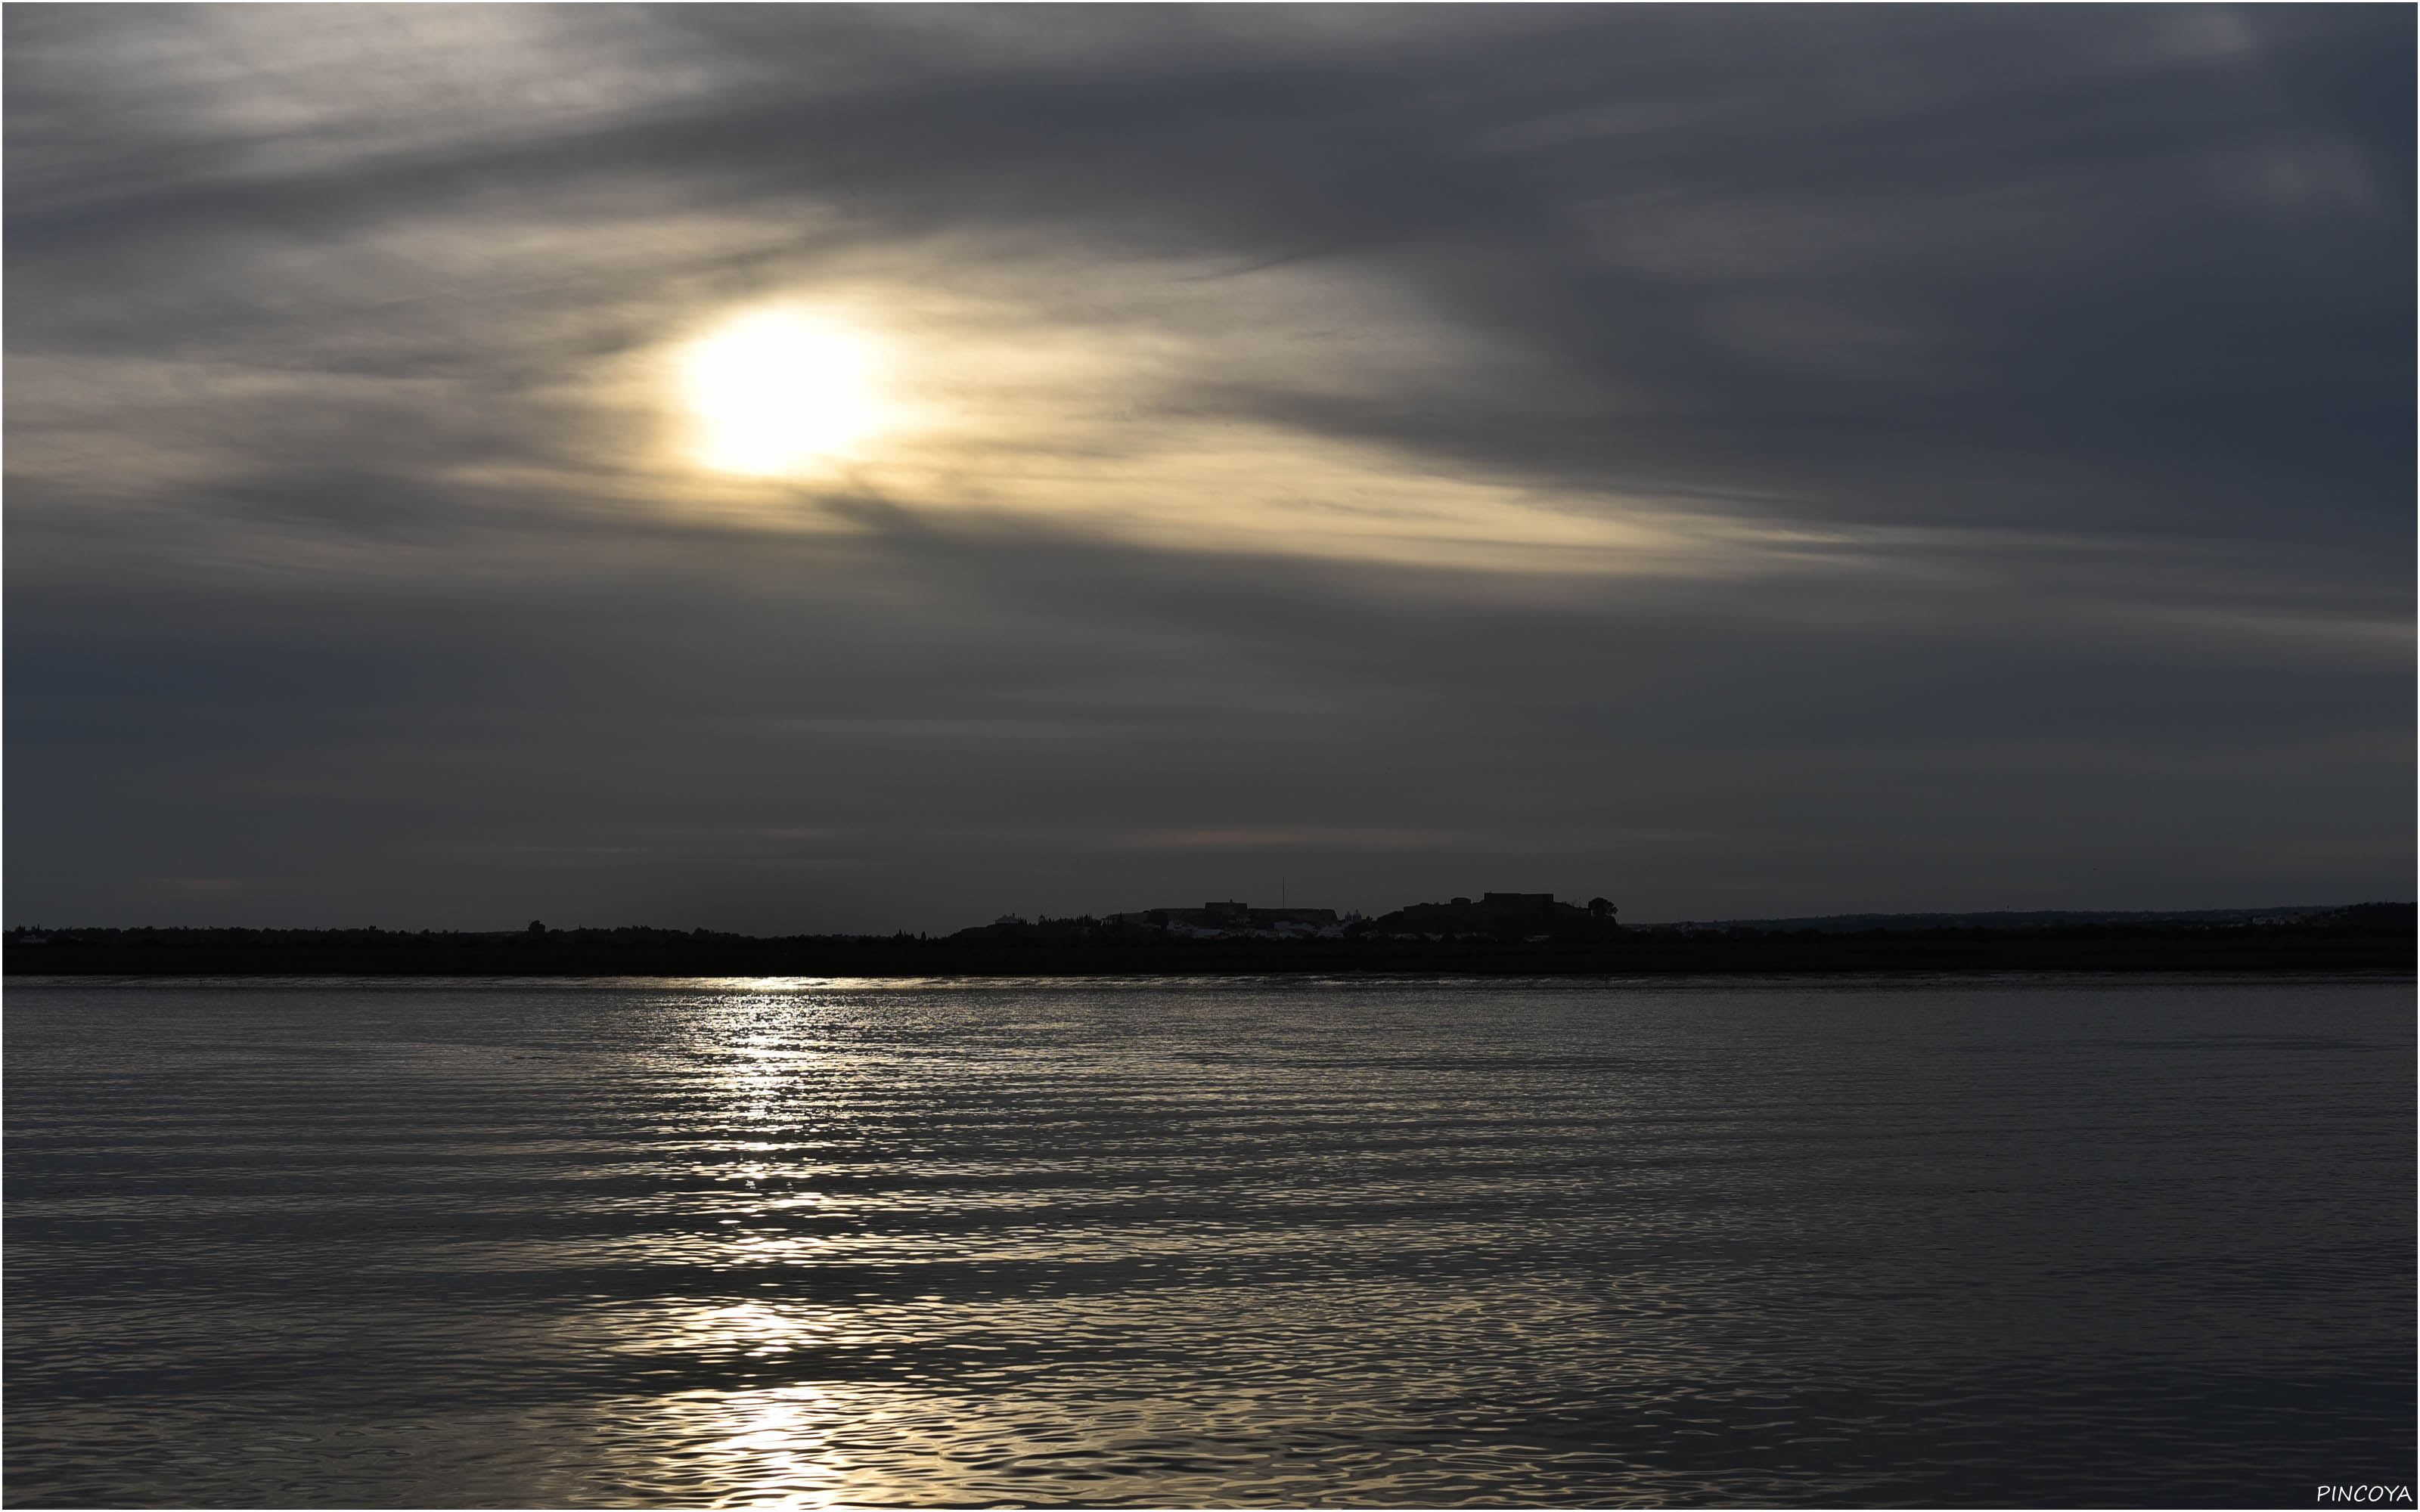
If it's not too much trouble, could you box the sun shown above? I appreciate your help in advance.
[678,308,889,477]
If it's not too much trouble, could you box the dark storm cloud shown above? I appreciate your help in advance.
[8,5,2409,929]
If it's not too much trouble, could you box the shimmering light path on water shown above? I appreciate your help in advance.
[6,974,2411,1507]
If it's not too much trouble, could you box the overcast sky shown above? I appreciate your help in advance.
[9,4,2410,932]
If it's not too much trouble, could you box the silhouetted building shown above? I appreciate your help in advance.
[1108,901,1341,937]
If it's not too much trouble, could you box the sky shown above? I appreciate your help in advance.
[8,4,2411,933]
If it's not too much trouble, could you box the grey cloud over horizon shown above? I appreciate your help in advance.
[8,5,2409,931]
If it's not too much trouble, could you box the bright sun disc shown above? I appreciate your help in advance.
[680,309,886,477]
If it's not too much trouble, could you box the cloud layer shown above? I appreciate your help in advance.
[9,5,2409,928]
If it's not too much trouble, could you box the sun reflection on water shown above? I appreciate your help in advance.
[551,985,1671,1505]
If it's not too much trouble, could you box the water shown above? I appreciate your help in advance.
[5,973,2411,1508]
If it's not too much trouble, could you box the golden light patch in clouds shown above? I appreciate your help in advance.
[677,305,893,478]
[889,424,1795,577]
[627,271,1808,578]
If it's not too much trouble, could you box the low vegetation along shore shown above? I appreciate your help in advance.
[8,903,2409,978]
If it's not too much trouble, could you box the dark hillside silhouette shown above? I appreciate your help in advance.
[7,903,2408,977]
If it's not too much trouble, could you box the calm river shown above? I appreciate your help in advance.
[6,973,2411,1507]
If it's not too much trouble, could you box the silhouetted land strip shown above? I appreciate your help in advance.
[9,913,2411,978]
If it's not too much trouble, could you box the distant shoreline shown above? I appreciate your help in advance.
[9,928,2409,978]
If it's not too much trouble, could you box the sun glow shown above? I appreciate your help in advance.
[679,308,889,477]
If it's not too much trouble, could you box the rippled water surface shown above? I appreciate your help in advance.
[7,973,2412,1507]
